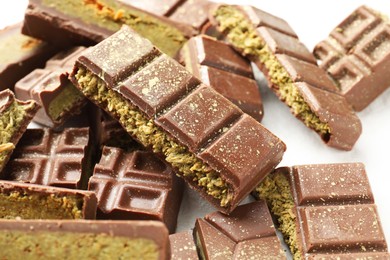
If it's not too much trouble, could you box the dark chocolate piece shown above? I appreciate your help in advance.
[210,4,362,151]
[15,46,87,127]
[313,6,390,111]
[22,0,193,57]
[179,35,263,122]
[254,163,390,259]
[0,89,39,173]
[88,146,183,233]
[2,127,94,190]
[0,23,58,91]
[0,219,169,259]
[0,180,97,219]
[70,25,286,213]
[169,231,199,260]
[194,201,285,259]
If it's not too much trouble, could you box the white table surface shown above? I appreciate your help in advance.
[2,0,390,254]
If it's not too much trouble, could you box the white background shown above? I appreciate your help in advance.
[1,0,390,253]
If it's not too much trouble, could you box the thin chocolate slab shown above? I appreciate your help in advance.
[70,26,286,213]
[254,163,389,259]
[88,146,183,233]
[15,46,87,127]
[0,23,57,91]
[0,89,39,173]
[179,35,264,122]
[2,127,94,190]
[313,6,390,111]
[0,219,169,259]
[210,4,362,151]
[194,201,285,259]
[169,231,199,260]
[0,180,97,219]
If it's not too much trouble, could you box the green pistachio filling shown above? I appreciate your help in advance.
[0,191,83,219]
[75,67,233,207]
[47,83,84,123]
[0,101,35,171]
[0,231,158,259]
[42,0,187,57]
[254,173,301,260]
[214,6,330,137]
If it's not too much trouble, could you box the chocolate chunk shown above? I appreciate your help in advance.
[0,219,169,259]
[15,46,87,127]
[70,25,286,213]
[254,163,390,259]
[169,231,199,260]
[22,0,193,57]
[2,127,94,190]
[0,89,39,173]
[210,4,362,151]
[194,201,285,259]
[313,6,390,111]
[0,180,97,219]
[179,35,263,121]
[0,23,58,91]
[88,146,183,233]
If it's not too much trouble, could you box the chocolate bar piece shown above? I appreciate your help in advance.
[313,6,390,111]
[169,231,199,260]
[88,146,183,233]
[22,0,193,57]
[70,25,286,213]
[2,127,94,190]
[0,219,169,259]
[194,200,285,259]
[179,35,264,122]
[210,5,362,151]
[0,180,97,219]
[0,23,58,91]
[15,46,87,127]
[254,163,390,259]
[0,89,39,173]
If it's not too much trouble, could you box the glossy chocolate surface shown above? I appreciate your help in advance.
[88,146,183,233]
[169,231,199,260]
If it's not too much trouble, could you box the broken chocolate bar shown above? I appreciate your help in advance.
[0,23,57,91]
[169,231,199,260]
[70,25,286,213]
[2,127,94,190]
[179,35,263,122]
[313,5,390,111]
[0,219,169,259]
[22,0,194,57]
[254,163,390,259]
[0,180,97,219]
[0,89,39,173]
[194,200,285,259]
[88,146,183,233]
[15,46,87,127]
[210,5,362,151]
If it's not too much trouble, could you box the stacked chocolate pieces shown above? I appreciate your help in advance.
[210,5,362,150]
[314,5,390,111]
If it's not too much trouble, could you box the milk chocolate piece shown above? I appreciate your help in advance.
[210,5,362,151]
[194,201,285,259]
[22,0,193,57]
[70,26,286,213]
[169,231,199,260]
[313,6,390,111]
[0,180,97,219]
[179,35,263,121]
[254,163,389,259]
[0,23,57,91]
[88,146,183,233]
[0,89,39,173]
[2,127,94,190]
[0,219,169,259]
[15,46,87,127]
